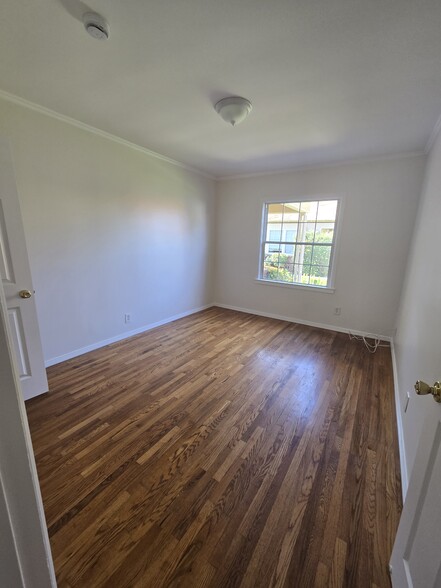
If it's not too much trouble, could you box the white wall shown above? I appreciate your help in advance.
[215,156,425,337]
[0,98,216,364]
[394,130,441,481]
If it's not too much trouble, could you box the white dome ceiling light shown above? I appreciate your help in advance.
[214,96,252,126]
[83,12,110,40]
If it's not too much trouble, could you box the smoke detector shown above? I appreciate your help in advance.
[83,12,110,40]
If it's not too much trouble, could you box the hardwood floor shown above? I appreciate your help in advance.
[26,307,402,587]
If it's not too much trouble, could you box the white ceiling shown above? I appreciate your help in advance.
[2,0,441,177]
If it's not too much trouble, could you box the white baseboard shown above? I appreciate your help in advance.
[46,301,391,367]
[44,303,214,367]
[45,299,406,501]
[213,302,392,342]
[390,340,409,499]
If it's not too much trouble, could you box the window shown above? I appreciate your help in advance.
[284,230,295,254]
[260,199,339,289]
[268,229,281,252]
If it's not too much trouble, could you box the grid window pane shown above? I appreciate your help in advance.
[312,245,331,266]
[294,244,311,265]
[301,269,311,284]
[265,244,277,255]
[297,223,316,242]
[309,275,328,287]
[261,199,338,288]
[312,264,329,277]
[284,229,296,254]
[300,201,318,220]
[269,229,281,240]
[267,203,284,223]
[284,202,301,222]
[277,264,294,282]
[264,249,280,264]
[268,228,282,251]
[282,222,298,238]
[263,265,276,280]
[263,251,280,279]
[317,200,338,221]
[292,264,308,284]
[315,223,334,243]
[267,224,281,238]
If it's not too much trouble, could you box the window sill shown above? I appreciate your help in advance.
[254,278,335,294]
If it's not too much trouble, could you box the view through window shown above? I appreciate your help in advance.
[260,199,339,288]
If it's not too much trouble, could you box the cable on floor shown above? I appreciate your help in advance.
[348,332,390,353]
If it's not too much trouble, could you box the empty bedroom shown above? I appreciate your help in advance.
[0,1,440,588]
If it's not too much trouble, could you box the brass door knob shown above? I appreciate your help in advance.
[19,289,32,299]
[415,380,441,403]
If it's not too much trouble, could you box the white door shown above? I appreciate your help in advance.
[0,279,56,587]
[390,390,441,587]
[0,139,48,400]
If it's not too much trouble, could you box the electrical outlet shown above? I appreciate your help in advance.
[334,307,341,316]
[124,313,131,324]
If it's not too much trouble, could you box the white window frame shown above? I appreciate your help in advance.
[257,196,342,292]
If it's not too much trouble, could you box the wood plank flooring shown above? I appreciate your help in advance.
[26,307,402,587]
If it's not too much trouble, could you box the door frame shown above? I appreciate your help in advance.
[0,278,56,586]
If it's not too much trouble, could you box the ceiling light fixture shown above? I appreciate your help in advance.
[214,96,252,126]
[83,12,110,40]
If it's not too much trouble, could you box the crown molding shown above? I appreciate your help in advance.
[0,89,215,180]
[218,150,425,181]
[425,111,441,154]
[0,88,431,181]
